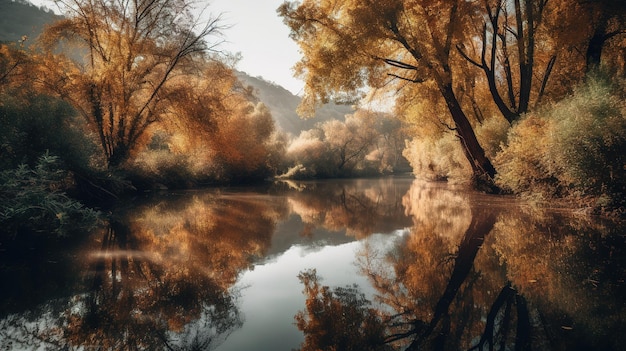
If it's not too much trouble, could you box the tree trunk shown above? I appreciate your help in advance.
[108,144,129,168]
[586,27,606,72]
[439,82,497,181]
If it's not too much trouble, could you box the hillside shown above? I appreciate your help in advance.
[0,0,59,44]
[236,72,353,136]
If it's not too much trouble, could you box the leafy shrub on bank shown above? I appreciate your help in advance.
[129,148,199,188]
[403,132,472,182]
[0,93,101,171]
[495,73,626,208]
[0,153,100,238]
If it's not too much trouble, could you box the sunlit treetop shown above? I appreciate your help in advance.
[279,0,480,117]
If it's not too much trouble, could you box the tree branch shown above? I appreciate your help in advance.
[455,45,482,68]
[387,73,425,83]
[379,57,418,70]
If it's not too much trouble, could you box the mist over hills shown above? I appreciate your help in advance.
[0,0,351,136]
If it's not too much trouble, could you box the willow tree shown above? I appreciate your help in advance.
[279,0,498,181]
[39,0,223,167]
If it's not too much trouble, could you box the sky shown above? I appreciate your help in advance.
[205,0,303,95]
[29,0,305,95]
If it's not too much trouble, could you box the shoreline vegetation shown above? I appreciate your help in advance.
[1,0,625,238]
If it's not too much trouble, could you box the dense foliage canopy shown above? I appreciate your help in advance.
[279,0,626,191]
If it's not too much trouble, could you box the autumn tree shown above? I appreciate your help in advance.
[284,109,406,178]
[38,0,224,167]
[0,40,31,91]
[278,0,498,181]
[208,101,282,181]
[322,114,378,171]
[129,60,285,185]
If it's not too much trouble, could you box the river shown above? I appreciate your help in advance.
[0,177,624,350]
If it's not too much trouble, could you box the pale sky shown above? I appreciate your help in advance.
[29,0,304,95]
[206,0,303,95]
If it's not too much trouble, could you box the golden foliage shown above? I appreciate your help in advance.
[37,0,224,167]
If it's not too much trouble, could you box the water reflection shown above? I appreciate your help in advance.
[0,178,623,350]
[490,210,626,350]
[0,177,414,350]
[286,177,413,238]
[295,180,626,350]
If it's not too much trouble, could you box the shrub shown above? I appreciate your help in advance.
[495,72,626,207]
[403,132,472,182]
[475,116,510,160]
[0,153,100,239]
[129,148,199,188]
[547,74,626,199]
[283,129,339,178]
[493,114,560,198]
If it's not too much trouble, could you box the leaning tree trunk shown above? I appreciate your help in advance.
[439,82,497,182]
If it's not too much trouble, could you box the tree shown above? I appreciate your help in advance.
[283,109,406,178]
[209,101,282,181]
[38,0,224,167]
[278,0,497,181]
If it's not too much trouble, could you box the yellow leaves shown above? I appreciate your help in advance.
[207,100,278,178]
[34,0,226,166]
[0,42,33,91]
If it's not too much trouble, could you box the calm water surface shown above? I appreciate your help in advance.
[1,177,624,350]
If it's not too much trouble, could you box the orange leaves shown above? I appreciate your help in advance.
[0,42,33,92]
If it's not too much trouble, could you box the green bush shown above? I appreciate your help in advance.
[547,74,626,199]
[495,72,626,208]
[0,153,100,238]
[0,92,101,171]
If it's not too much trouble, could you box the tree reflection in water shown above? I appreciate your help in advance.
[286,177,412,239]
[295,180,626,350]
[1,179,623,350]
[0,191,290,350]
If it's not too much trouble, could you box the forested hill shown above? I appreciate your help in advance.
[0,0,352,136]
[236,72,353,136]
[0,0,60,44]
